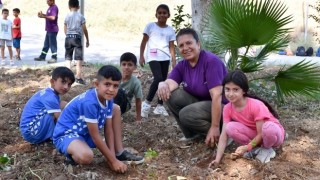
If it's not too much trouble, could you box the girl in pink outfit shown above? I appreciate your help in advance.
[209,70,285,166]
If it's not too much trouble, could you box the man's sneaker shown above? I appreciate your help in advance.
[153,105,169,116]
[1,61,5,66]
[9,61,14,66]
[34,57,45,61]
[255,147,276,163]
[243,147,261,159]
[141,101,151,118]
[116,150,144,165]
[178,134,201,142]
[47,59,57,64]
[16,56,21,61]
[75,78,85,85]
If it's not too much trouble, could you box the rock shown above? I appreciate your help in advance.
[67,164,73,174]
[230,169,239,177]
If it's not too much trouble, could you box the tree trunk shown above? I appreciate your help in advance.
[191,0,212,33]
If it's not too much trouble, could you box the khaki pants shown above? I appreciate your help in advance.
[166,89,223,138]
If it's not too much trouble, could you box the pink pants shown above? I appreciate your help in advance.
[226,121,284,148]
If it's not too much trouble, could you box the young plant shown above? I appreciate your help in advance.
[0,154,10,171]
[144,148,158,160]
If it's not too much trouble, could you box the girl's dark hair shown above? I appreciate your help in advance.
[156,4,170,16]
[97,65,122,81]
[222,70,279,119]
[51,66,75,83]
[176,28,199,43]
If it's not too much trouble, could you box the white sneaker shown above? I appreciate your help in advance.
[141,101,151,118]
[255,147,276,163]
[153,105,169,116]
[243,147,261,159]
[9,61,14,66]
[1,61,5,66]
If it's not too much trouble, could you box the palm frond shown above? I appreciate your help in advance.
[239,56,264,73]
[274,60,320,102]
[202,0,293,50]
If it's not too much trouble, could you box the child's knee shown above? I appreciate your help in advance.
[75,150,94,165]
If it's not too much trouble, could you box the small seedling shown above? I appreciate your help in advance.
[144,148,158,160]
[0,154,11,171]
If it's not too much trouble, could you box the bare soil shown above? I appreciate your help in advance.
[0,66,320,180]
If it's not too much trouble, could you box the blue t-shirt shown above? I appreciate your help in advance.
[53,88,113,141]
[20,88,61,135]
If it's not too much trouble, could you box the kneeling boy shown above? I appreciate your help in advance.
[53,65,144,173]
[20,67,75,144]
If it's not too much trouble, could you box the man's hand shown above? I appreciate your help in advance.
[108,159,127,173]
[157,81,170,101]
[86,41,89,47]
[205,126,220,147]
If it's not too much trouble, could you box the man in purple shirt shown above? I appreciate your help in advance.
[34,0,59,63]
[157,28,228,147]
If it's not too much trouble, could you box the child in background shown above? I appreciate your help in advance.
[114,52,143,122]
[0,8,13,66]
[209,70,285,166]
[139,4,176,118]
[53,65,144,173]
[12,8,21,60]
[60,0,89,85]
[20,67,75,144]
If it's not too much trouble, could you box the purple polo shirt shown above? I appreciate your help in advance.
[46,4,59,32]
[169,50,228,103]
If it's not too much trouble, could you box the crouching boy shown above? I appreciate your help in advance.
[53,65,144,173]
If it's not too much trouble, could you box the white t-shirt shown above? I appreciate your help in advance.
[0,19,12,40]
[143,22,176,62]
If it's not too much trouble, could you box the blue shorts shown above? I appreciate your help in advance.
[53,133,96,158]
[21,113,55,144]
[13,38,21,49]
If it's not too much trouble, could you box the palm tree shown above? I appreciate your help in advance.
[201,0,320,102]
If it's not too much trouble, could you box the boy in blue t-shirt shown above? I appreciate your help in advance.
[53,65,144,173]
[20,67,75,144]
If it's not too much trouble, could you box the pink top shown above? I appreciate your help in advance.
[223,97,283,131]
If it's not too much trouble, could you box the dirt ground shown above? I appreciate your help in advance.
[0,65,320,180]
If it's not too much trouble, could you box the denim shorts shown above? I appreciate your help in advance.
[13,38,21,48]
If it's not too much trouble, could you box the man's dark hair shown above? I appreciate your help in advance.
[69,0,79,8]
[2,8,9,14]
[176,28,199,43]
[51,66,75,84]
[97,65,122,81]
[120,52,137,66]
[13,8,20,14]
